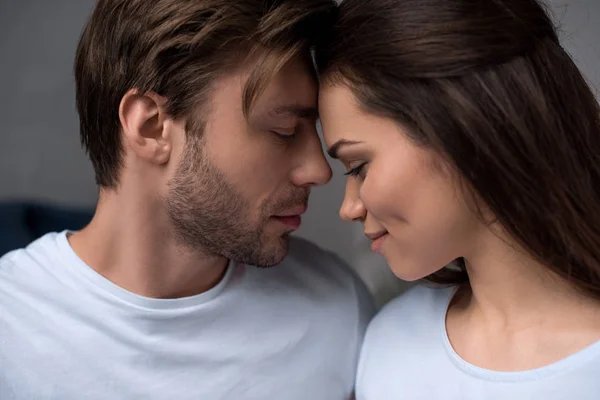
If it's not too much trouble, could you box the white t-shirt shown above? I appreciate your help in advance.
[356,285,600,400]
[0,231,375,400]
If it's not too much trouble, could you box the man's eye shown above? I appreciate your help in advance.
[270,128,297,138]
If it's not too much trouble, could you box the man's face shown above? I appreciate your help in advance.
[165,56,332,267]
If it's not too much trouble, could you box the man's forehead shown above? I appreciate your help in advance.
[268,104,319,120]
[257,55,317,99]
[208,54,318,121]
[251,75,318,121]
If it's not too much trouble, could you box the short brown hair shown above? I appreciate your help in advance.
[75,0,336,187]
[316,0,600,297]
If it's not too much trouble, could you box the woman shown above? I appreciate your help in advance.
[315,0,600,398]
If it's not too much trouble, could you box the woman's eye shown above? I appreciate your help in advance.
[344,162,368,178]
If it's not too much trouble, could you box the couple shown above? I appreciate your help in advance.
[2,0,600,398]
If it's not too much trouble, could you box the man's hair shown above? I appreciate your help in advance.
[75,0,336,187]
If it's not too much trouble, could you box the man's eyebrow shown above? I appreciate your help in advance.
[269,105,319,120]
[327,139,363,159]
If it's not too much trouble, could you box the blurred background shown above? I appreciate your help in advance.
[0,0,598,307]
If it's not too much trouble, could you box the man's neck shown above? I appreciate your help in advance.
[68,191,229,299]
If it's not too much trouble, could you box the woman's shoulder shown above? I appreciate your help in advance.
[365,284,456,339]
[355,284,458,389]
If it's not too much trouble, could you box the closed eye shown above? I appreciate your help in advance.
[344,162,367,177]
[270,128,298,141]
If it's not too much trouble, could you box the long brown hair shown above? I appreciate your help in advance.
[315,0,600,296]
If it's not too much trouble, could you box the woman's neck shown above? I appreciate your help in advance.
[445,227,600,371]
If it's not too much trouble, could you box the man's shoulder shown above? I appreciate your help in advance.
[272,236,376,316]
[0,231,63,278]
[280,237,376,364]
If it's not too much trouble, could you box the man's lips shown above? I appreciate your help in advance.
[272,206,307,230]
[273,206,307,218]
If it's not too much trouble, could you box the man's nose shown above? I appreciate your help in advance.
[291,134,333,187]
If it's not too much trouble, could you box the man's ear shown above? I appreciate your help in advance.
[119,89,172,165]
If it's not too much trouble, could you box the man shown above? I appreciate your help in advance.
[0,1,375,399]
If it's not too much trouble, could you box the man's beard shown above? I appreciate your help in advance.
[164,138,308,267]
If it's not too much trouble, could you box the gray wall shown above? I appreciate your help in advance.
[0,0,598,306]
[0,1,97,206]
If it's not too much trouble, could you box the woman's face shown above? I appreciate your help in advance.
[319,83,481,280]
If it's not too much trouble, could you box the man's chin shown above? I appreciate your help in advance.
[251,235,290,268]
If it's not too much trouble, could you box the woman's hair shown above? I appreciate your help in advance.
[315,0,600,296]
